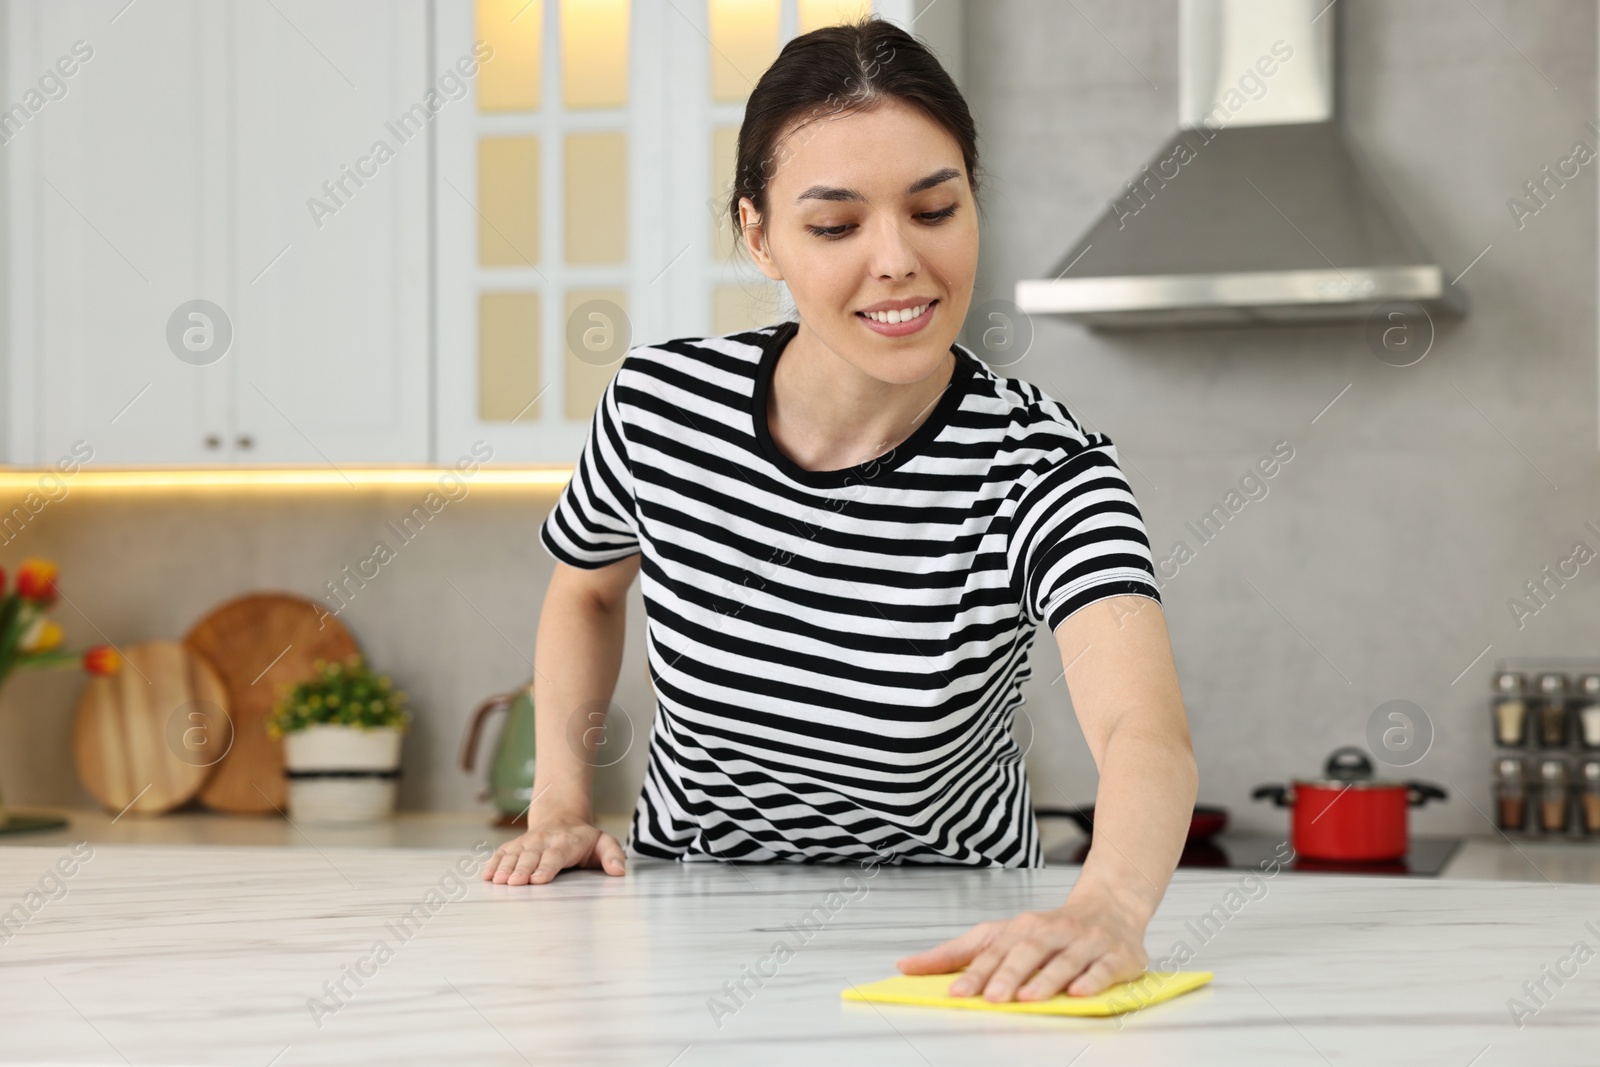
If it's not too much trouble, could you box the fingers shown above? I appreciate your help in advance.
[895,923,995,975]
[947,913,1057,999]
[906,900,1151,1004]
[1065,956,1120,998]
[949,912,1117,1002]
[1022,942,1145,1001]
[940,921,1017,998]
[1069,940,1145,997]
[479,825,626,886]
[507,845,549,886]
[480,833,570,886]
[972,933,1059,1003]
[484,843,526,884]
[592,832,627,876]
[1017,941,1101,1001]
[525,844,570,885]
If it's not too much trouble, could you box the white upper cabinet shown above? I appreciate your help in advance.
[231,0,430,465]
[6,0,430,466]
[4,0,953,467]
[12,0,231,465]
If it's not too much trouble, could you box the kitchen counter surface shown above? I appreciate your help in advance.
[3,840,1599,1065]
[13,807,1600,883]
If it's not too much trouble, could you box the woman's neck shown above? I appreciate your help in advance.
[767,320,956,473]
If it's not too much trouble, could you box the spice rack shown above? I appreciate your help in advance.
[1490,657,1600,838]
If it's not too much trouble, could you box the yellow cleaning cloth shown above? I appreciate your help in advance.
[841,970,1213,1017]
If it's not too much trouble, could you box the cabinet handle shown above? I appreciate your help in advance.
[236,434,254,451]
[204,434,222,450]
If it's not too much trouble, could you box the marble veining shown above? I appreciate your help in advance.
[2,841,1600,1065]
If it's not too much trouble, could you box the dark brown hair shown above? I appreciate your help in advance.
[727,16,982,250]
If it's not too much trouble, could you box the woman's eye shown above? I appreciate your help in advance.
[805,204,958,240]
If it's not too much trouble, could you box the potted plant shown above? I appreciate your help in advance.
[267,652,410,825]
[0,558,120,834]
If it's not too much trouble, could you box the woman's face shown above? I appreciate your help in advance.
[739,98,978,386]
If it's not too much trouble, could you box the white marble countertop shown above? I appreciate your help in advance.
[3,839,1599,1065]
[13,808,1600,883]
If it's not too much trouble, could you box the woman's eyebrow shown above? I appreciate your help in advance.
[795,166,962,203]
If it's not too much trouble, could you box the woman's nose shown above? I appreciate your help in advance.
[865,214,922,279]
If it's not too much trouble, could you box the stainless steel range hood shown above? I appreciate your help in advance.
[1015,0,1467,330]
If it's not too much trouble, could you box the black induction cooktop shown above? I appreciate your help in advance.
[1043,833,1462,877]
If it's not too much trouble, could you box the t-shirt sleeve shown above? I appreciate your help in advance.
[539,364,641,568]
[1011,422,1162,632]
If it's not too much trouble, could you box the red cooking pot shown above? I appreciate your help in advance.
[1251,746,1447,862]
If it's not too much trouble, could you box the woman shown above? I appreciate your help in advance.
[481,17,1197,1004]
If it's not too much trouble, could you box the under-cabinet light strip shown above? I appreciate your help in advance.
[0,467,576,490]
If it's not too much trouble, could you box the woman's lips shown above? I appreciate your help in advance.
[856,299,937,337]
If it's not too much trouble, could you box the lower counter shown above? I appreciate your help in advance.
[9,807,1600,884]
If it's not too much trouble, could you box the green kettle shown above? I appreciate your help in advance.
[461,686,538,827]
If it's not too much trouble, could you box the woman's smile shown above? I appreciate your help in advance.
[856,297,939,337]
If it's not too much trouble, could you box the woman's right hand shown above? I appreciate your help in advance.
[480,817,627,885]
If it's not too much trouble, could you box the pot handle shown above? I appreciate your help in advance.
[1325,746,1374,780]
[1251,784,1291,808]
[1407,782,1448,807]
[461,692,515,773]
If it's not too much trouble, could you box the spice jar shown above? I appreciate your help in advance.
[1581,760,1600,835]
[1493,757,1529,831]
[1535,673,1571,748]
[1492,671,1529,747]
[1576,675,1600,749]
[1538,757,1571,833]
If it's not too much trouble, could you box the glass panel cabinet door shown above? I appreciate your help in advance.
[438,0,662,465]
[434,0,925,465]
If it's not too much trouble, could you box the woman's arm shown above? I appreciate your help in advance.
[896,593,1197,1000]
[481,554,642,885]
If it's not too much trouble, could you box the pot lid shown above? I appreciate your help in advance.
[1289,775,1409,790]
[1291,745,1408,789]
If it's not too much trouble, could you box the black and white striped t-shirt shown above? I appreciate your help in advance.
[540,319,1161,868]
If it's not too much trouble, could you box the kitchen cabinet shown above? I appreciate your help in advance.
[4,0,429,466]
[5,0,231,466]
[229,0,431,465]
[4,0,959,467]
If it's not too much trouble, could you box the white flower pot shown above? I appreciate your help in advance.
[283,725,403,825]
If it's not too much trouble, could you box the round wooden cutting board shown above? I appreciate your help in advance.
[183,592,360,814]
[72,640,232,816]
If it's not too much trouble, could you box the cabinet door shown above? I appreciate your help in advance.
[434,0,670,465]
[27,0,231,465]
[231,0,430,465]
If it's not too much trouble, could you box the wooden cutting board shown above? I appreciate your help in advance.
[183,592,360,814]
[72,640,232,816]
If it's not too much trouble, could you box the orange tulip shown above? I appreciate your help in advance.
[16,558,59,603]
[82,645,120,676]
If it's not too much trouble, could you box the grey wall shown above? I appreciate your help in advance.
[2,0,1596,842]
[965,0,1600,836]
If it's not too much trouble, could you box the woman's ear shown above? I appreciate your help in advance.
[738,196,782,281]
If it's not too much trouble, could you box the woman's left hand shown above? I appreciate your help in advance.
[894,888,1150,1002]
